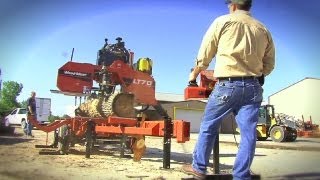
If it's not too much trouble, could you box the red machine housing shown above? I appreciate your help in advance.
[57,61,100,93]
[107,60,157,105]
[184,70,217,100]
[57,60,157,105]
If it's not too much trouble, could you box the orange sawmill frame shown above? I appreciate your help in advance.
[28,115,190,143]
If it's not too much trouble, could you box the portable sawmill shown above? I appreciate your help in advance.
[29,37,190,169]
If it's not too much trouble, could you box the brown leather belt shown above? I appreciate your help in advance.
[218,76,257,81]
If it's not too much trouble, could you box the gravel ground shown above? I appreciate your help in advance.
[0,127,320,180]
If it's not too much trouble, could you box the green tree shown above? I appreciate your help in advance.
[0,81,23,113]
[62,114,71,119]
[48,114,61,123]
[19,99,28,108]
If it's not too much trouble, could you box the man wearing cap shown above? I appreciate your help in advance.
[183,0,275,179]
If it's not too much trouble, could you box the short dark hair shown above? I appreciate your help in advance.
[235,3,252,11]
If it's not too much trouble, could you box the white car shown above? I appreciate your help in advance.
[4,108,28,128]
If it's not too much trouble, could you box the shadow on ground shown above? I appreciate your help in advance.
[267,172,320,180]
[0,127,32,145]
[296,139,320,144]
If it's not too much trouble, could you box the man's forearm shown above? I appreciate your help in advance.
[189,66,203,82]
[28,106,33,114]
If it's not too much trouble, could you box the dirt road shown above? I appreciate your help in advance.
[0,127,320,180]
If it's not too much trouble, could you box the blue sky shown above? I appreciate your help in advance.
[1,0,320,116]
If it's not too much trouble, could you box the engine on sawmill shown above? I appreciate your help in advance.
[97,37,130,66]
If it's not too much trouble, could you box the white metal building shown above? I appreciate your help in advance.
[268,77,320,125]
[154,92,206,133]
[155,92,236,133]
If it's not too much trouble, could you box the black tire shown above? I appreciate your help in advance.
[291,134,297,141]
[286,129,298,142]
[257,136,268,141]
[21,119,26,129]
[58,125,70,155]
[256,129,268,141]
[270,126,287,142]
[21,119,27,135]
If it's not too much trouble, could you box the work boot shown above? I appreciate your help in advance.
[27,134,34,138]
[182,164,206,180]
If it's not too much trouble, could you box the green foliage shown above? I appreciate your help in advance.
[48,114,61,123]
[47,114,71,123]
[0,101,10,113]
[19,100,28,108]
[0,81,23,119]
[62,114,71,119]
[0,81,23,110]
[0,102,12,119]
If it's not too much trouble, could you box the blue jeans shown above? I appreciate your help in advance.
[24,114,35,136]
[192,79,263,180]
[26,121,33,136]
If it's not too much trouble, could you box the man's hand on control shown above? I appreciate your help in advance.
[188,66,202,83]
[188,80,198,87]
[29,110,34,116]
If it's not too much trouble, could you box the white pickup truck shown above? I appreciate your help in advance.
[4,98,51,127]
[4,108,27,127]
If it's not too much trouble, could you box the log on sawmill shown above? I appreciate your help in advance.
[75,93,136,118]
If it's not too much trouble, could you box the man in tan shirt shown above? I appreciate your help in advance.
[183,0,275,179]
[189,2,274,80]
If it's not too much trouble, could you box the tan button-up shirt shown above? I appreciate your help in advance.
[195,10,275,77]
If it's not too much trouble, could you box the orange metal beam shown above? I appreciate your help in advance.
[95,120,190,143]
[28,115,190,143]
[28,115,69,133]
[107,116,137,126]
